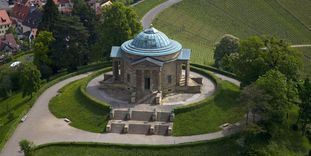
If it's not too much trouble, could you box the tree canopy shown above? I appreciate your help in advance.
[33,31,55,79]
[39,0,59,31]
[229,37,302,86]
[20,63,41,98]
[214,34,240,68]
[93,2,142,60]
[51,15,90,71]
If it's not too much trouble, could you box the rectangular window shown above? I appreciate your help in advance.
[167,75,172,84]
[127,73,130,82]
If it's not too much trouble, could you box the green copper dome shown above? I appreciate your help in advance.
[121,27,182,56]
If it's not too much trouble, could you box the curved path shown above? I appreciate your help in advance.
[0,71,243,156]
[141,0,182,29]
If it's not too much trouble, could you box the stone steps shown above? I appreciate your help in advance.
[107,108,174,135]
[106,120,173,135]
[111,108,174,122]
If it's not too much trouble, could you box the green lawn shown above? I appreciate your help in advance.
[49,76,110,133]
[0,93,30,150]
[173,74,244,136]
[133,0,166,19]
[154,0,311,65]
[33,136,242,156]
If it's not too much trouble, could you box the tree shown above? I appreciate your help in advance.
[19,140,35,156]
[20,63,41,98]
[231,37,302,86]
[255,70,289,122]
[214,34,240,68]
[93,2,142,60]
[51,15,90,71]
[72,0,97,45]
[39,0,59,31]
[33,31,55,79]
[240,83,271,124]
[297,79,311,135]
[263,37,302,80]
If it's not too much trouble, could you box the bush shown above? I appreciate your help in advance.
[19,139,35,156]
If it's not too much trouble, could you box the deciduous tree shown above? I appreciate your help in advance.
[20,63,41,98]
[93,2,141,60]
[214,34,240,68]
[33,31,55,79]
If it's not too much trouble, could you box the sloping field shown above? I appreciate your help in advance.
[154,0,311,65]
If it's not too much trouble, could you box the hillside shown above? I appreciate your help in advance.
[154,0,311,65]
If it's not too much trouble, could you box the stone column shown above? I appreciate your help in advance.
[185,61,190,86]
[120,60,124,82]
[141,70,145,91]
[112,59,119,81]
[176,62,181,86]
[158,70,162,91]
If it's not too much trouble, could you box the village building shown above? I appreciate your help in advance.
[0,10,12,36]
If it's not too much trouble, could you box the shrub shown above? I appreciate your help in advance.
[19,139,35,156]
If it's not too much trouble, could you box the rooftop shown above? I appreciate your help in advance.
[121,26,182,57]
[0,10,11,25]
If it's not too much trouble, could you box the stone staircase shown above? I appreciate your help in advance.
[106,108,174,135]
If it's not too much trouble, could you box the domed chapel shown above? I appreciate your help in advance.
[104,26,202,105]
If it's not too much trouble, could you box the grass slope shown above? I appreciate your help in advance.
[174,77,243,136]
[154,0,311,65]
[49,77,109,133]
[33,137,242,156]
[133,0,166,19]
[0,94,30,148]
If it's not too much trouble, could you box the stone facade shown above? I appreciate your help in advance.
[103,27,201,104]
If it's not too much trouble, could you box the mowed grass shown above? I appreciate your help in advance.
[33,136,242,156]
[49,78,109,133]
[133,0,166,19]
[154,0,311,65]
[173,76,244,136]
[0,93,30,148]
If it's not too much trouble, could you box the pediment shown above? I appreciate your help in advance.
[131,57,163,68]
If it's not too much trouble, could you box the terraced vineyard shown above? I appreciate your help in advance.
[154,0,311,65]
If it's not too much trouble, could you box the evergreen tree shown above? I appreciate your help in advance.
[72,0,97,45]
[39,0,59,31]
[51,15,89,71]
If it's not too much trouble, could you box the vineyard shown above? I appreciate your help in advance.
[153,0,311,65]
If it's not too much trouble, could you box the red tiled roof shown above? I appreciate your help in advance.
[11,3,30,21]
[0,33,19,50]
[0,10,12,25]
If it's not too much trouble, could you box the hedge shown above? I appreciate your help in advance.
[79,67,112,112]
[190,63,239,80]
[33,135,239,151]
